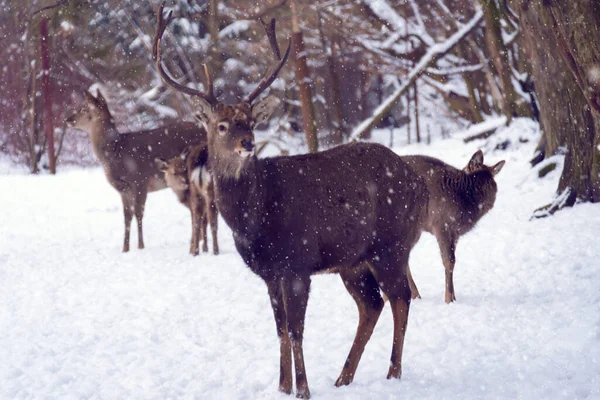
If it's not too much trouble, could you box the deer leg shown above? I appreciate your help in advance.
[407,264,421,299]
[335,266,384,387]
[369,250,412,380]
[282,275,312,399]
[190,208,200,256]
[201,212,209,253]
[209,201,219,255]
[267,280,293,394]
[437,233,457,303]
[134,189,147,249]
[121,193,134,253]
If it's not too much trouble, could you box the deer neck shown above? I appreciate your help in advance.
[89,118,119,161]
[210,155,265,240]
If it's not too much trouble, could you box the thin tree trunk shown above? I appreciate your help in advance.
[480,0,518,124]
[40,17,55,174]
[414,81,420,143]
[291,0,318,153]
[29,63,39,174]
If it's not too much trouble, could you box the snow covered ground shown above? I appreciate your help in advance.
[1,119,599,399]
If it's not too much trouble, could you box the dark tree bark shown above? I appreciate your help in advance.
[291,0,319,153]
[480,0,519,124]
[40,17,56,174]
[514,0,600,211]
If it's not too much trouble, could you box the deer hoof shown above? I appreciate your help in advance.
[295,388,310,399]
[334,374,353,387]
[386,365,402,380]
[444,292,456,303]
[278,385,292,395]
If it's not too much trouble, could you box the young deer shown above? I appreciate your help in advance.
[65,90,206,252]
[155,144,219,256]
[403,151,505,303]
[154,6,428,398]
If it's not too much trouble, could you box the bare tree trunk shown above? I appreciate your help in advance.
[40,17,56,174]
[480,0,518,124]
[316,12,343,146]
[29,63,39,174]
[414,81,420,143]
[515,0,600,212]
[291,0,318,153]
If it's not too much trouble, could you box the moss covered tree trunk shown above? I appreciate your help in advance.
[514,0,600,210]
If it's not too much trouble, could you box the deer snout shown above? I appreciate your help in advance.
[65,114,76,126]
[236,137,255,158]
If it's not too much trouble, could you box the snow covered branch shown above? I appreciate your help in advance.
[349,9,484,141]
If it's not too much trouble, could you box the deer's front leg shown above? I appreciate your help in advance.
[120,193,134,253]
[437,232,457,303]
[267,280,292,394]
[134,189,147,249]
[282,275,312,399]
[190,208,201,256]
[209,201,219,255]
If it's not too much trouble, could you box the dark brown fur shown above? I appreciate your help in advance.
[65,90,206,252]
[403,151,505,303]
[195,100,428,398]
[155,144,219,256]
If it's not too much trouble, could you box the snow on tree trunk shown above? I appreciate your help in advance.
[514,0,600,208]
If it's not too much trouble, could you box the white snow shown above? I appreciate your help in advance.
[1,119,599,399]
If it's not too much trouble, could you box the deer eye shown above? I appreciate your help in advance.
[249,121,255,129]
[217,122,229,135]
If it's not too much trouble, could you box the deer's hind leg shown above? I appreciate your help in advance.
[120,192,134,253]
[209,200,219,255]
[335,265,384,387]
[368,248,412,380]
[134,188,147,249]
[407,264,421,299]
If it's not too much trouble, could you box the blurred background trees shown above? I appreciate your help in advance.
[0,0,598,210]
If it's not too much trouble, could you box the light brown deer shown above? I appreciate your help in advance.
[65,90,206,252]
[154,5,428,398]
[403,151,505,303]
[155,144,219,256]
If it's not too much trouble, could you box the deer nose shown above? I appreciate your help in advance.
[241,138,254,152]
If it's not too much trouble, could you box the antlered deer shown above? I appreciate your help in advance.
[155,144,219,256]
[403,151,505,303]
[66,90,206,252]
[154,5,428,398]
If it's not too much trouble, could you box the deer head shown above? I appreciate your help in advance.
[153,3,290,174]
[66,89,113,132]
[155,147,191,192]
[463,150,505,176]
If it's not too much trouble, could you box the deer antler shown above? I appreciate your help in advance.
[245,18,291,104]
[153,2,217,105]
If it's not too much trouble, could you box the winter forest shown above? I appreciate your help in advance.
[1,0,599,398]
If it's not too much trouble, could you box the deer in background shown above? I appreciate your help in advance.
[403,150,505,303]
[154,5,428,398]
[155,144,219,256]
[65,90,206,252]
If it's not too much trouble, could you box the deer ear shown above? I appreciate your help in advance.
[85,91,98,106]
[252,95,280,126]
[191,97,214,126]
[491,160,505,176]
[154,157,168,172]
[468,150,484,170]
[95,89,108,109]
